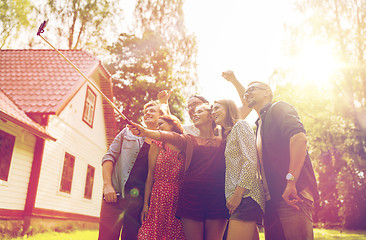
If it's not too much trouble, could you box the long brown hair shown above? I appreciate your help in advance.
[159,115,184,134]
[214,99,241,139]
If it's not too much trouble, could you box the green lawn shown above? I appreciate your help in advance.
[7,228,366,240]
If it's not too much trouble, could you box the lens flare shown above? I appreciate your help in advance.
[130,188,139,197]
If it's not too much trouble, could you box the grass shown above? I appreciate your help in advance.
[6,228,366,239]
[314,228,366,240]
[8,230,98,240]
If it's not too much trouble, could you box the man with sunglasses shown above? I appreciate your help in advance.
[222,70,319,240]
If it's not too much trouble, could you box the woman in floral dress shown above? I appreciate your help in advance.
[130,104,229,240]
[138,115,186,240]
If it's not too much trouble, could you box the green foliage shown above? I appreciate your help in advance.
[133,0,198,97]
[271,0,366,229]
[106,0,198,128]
[37,0,122,51]
[107,31,187,128]
[0,0,32,48]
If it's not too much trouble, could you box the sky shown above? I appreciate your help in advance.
[119,0,340,125]
[183,0,297,124]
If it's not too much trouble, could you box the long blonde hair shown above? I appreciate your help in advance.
[214,99,241,139]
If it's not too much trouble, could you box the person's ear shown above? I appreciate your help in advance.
[264,89,271,98]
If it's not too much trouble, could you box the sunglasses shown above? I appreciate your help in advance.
[244,86,268,95]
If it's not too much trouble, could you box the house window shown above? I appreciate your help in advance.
[82,86,97,128]
[59,152,75,194]
[84,164,95,199]
[0,130,15,181]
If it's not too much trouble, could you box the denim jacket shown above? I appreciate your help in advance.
[101,127,146,198]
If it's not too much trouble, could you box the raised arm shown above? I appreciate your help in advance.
[141,142,160,223]
[222,70,252,118]
[157,90,172,115]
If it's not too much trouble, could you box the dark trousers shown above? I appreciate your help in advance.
[264,200,286,240]
[98,194,143,240]
[264,199,314,240]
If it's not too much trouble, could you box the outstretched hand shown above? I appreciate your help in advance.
[127,122,146,137]
[157,90,172,104]
[222,70,237,83]
[282,182,303,210]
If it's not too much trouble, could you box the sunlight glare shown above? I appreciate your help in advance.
[291,42,340,87]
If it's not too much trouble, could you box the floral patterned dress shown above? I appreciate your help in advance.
[138,140,186,240]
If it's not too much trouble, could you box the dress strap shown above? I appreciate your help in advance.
[152,139,164,149]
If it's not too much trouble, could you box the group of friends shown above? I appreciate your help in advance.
[97,70,319,240]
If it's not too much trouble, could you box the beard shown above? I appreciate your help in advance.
[247,99,256,108]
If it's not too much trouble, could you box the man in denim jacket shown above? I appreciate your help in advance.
[98,92,170,240]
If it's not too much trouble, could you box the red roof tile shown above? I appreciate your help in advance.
[0,49,117,145]
[0,49,100,114]
[0,89,55,140]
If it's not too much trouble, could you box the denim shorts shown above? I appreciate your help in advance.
[230,197,263,223]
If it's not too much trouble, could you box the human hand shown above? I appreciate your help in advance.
[157,90,172,104]
[127,122,146,137]
[222,70,237,83]
[282,181,303,210]
[103,184,117,203]
[141,204,149,223]
[226,191,243,215]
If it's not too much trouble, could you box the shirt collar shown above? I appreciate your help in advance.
[255,102,273,127]
[260,102,273,115]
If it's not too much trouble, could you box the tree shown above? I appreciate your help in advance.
[37,0,123,51]
[0,0,32,48]
[271,0,366,229]
[107,0,198,128]
[133,0,198,98]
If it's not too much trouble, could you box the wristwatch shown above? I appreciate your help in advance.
[286,172,295,181]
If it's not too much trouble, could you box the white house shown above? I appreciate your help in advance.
[0,49,117,233]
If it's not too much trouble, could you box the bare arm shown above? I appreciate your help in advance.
[128,122,187,151]
[157,90,172,115]
[141,142,160,223]
[282,132,308,209]
[102,161,117,202]
[222,70,252,118]
[289,132,308,178]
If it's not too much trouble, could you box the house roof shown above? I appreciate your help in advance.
[0,49,102,114]
[0,49,117,145]
[0,89,55,140]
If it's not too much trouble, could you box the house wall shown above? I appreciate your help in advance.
[0,121,36,211]
[35,81,108,218]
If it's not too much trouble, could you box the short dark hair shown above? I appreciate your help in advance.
[189,95,209,104]
[248,81,273,101]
